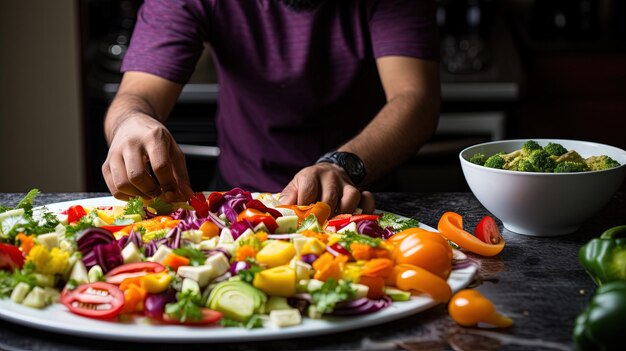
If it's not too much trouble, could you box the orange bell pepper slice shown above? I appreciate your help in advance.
[360,258,394,278]
[388,228,452,280]
[277,202,331,225]
[388,264,452,303]
[438,212,505,257]
[312,252,348,281]
[161,253,190,272]
[448,289,513,327]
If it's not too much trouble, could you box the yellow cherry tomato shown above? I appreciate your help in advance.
[448,289,513,327]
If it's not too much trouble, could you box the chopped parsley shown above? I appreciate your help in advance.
[164,290,203,323]
[311,278,356,314]
[378,212,420,232]
[124,196,146,219]
[237,262,262,284]
[219,314,264,329]
[339,231,381,248]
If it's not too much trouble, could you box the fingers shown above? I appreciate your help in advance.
[280,164,376,215]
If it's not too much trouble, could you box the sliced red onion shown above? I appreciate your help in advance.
[229,261,251,275]
[300,254,318,265]
[166,227,181,249]
[452,257,481,270]
[144,289,177,319]
[331,296,392,316]
[207,211,226,229]
[287,295,311,315]
[357,220,387,238]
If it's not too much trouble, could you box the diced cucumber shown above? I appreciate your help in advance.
[33,273,55,288]
[121,214,143,223]
[234,228,254,244]
[67,260,89,286]
[294,260,312,282]
[181,278,201,297]
[275,215,298,234]
[196,237,218,251]
[351,283,370,299]
[338,222,358,234]
[218,227,234,245]
[384,287,411,302]
[88,265,104,283]
[91,217,109,228]
[265,296,291,312]
[10,282,32,303]
[181,229,203,244]
[269,309,302,327]
[22,287,47,308]
[292,236,308,256]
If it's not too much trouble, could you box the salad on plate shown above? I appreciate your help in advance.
[0,188,480,330]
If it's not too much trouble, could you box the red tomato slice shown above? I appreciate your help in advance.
[67,205,87,224]
[327,214,380,229]
[207,192,225,213]
[105,262,166,285]
[0,243,24,270]
[61,282,124,319]
[101,225,130,233]
[161,308,223,325]
[189,192,209,218]
[474,216,504,245]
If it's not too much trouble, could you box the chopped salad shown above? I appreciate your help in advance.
[0,188,481,328]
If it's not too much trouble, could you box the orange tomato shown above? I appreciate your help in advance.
[448,289,513,327]
[388,228,452,280]
[388,264,452,303]
[438,212,505,257]
[277,202,331,225]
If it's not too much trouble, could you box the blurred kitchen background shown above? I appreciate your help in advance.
[1,0,625,193]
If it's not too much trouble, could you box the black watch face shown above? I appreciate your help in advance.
[335,152,365,184]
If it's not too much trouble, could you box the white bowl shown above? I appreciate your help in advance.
[460,139,626,236]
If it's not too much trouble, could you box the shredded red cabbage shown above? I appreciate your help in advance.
[229,220,253,240]
[207,211,226,229]
[92,242,123,273]
[144,238,168,257]
[219,188,253,223]
[76,228,116,256]
[116,230,142,250]
[171,208,198,221]
[165,227,182,249]
[357,220,395,239]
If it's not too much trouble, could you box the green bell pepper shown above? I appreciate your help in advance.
[579,225,626,286]
[573,281,626,351]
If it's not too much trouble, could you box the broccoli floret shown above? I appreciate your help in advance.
[469,153,487,165]
[527,149,556,172]
[484,153,506,169]
[521,140,542,157]
[554,161,589,173]
[516,159,536,172]
[585,155,621,171]
[543,142,568,157]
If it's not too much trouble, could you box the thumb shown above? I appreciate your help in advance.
[279,182,297,205]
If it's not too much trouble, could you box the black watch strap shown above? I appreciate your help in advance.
[316,151,366,185]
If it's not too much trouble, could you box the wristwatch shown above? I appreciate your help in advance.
[316,151,366,185]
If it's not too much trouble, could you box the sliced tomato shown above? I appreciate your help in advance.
[67,205,88,224]
[105,262,166,285]
[189,192,209,218]
[327,214,380,229]
[61,282,124,319]
[207,192,225,213]
[237,208,278,232]
[474,216,504,245]
[101,225,131,233]
[327,243,351,257]
[161,308,223,325]
[0,243,24,270]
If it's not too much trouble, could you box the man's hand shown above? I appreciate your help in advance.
[279,163,375,215]
[102,113,193,202]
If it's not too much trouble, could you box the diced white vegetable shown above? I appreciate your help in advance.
[55,214,68,225]
[253,222,269,233]
[197,237,218,251]
[235,228,254,244]
[121,242,142,264]
[181,229,203,244]
[351,283,370,299]
[33,273,55,288]
[10,282,32,303]
[275,215,299,234]
[91,217,109,228]
[148,245,173,264]
[43,287,61,304]
[55,223,67,237]
[0,208,25,222]
[67,260,89,286]
[269,309,302,328]
[36,232,58,250]
[217,243,236,257]
[306,279,324,292]
[292,236,308,256]
[294,260,313,282]
[178,253,229,287]
[22,287,47,308]
[338,221,358,234]
[218,227,234,245]
[181,278,201,297]
[204,252,230,277]
[59,239,73,253]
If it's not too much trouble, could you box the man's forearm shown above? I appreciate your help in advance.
[339,89,440,185]
[104,93,165,145]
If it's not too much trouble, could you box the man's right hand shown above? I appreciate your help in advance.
[102,113,192,202]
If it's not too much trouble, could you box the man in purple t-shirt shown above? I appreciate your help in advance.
[102,0,440,214]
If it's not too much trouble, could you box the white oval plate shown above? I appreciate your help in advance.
[0,196,476,343]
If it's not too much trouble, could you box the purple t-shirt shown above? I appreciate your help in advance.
[122,0,438,192]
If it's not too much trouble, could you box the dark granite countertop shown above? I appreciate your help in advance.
[1,192,623,351]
